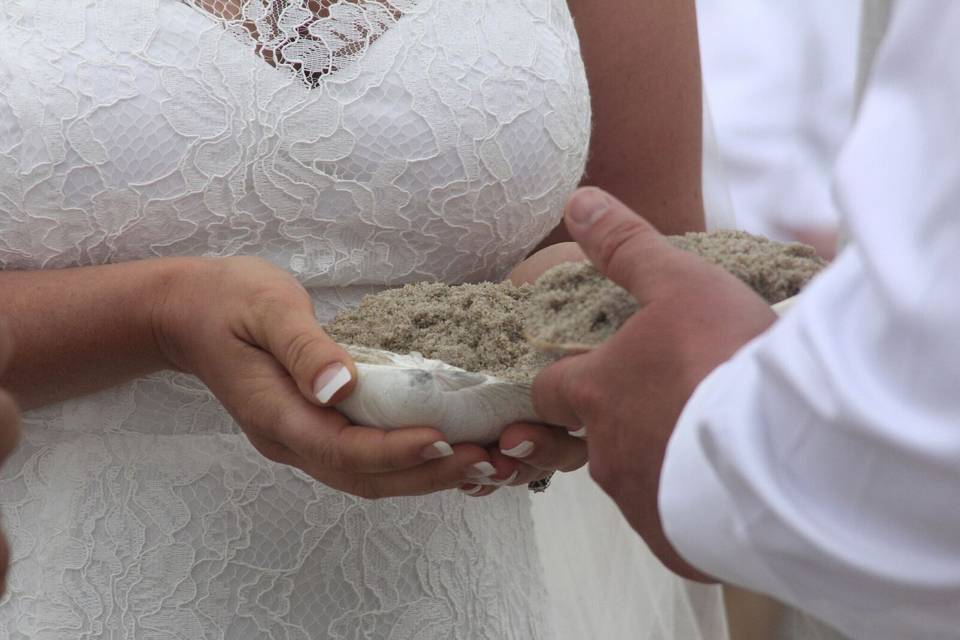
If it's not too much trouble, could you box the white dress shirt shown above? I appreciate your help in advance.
[660,3,960,638]
[696,0,860,240]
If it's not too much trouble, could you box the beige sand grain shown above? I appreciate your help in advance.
[325,231,826,384]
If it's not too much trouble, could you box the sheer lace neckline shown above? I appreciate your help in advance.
[184,0,408,86]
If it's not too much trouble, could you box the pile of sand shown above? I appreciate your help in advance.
[325,230,826,385]
[668,230,825,303]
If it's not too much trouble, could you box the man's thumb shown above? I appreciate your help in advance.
[564,187,678,305]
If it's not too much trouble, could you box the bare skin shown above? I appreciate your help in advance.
[0,322,21,595]
[537,0,705,250]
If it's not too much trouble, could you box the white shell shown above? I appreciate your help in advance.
[335,346,537,445]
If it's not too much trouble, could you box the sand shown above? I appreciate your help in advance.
[325,230,826,384]
[668,230,826,304]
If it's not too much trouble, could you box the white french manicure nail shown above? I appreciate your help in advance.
[495,470,520,486]
[501,441,535,459]
[460,485,483,495]
[421,441,454,460]
[467,462,496,479]
[314,363,352,404]
[570,426,587,439]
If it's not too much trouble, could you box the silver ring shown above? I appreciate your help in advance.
[528,473,554,493]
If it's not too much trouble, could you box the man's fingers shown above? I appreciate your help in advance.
[564,187,681,305]
[531,356,585,428]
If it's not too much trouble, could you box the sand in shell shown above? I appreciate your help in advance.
[325,230,826,385]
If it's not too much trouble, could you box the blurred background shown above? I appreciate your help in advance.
[699,1,862,261]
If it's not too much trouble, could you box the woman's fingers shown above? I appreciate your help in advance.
[216,340,455,477]
[458,422,591,497]
[310,443,494,499]
[301,424,459,474]
[498,422,587,472]
[459,484,498,498]
[243,289,358,407]
[249,430,493,499]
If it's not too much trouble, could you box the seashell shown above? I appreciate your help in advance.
[335,346,538,445]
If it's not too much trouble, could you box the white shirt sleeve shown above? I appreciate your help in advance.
[659,4,960,639]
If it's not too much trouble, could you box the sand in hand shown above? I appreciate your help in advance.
[327,230,825,379]
[324,230,826,442]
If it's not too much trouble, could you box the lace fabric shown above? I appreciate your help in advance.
[184,0,406,87]
[0,0,590,636]
[0,0,588,286]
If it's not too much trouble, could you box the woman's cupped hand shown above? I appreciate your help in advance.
[152,256,498,499]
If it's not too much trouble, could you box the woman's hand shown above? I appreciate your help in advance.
[155,257,494,499]
[459,242,590,497]
[0,322,21,594]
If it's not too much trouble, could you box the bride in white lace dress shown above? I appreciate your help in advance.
[0,1,724,637]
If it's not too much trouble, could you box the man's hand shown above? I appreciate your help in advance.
[532,187,776,580]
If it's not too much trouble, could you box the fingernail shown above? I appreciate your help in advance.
[567,188,609,228]
[467,462,496,479]
[421,441,454,460]
[570,426,587,439]
[460,485,483,496]
[495,470,520,486]
[314,363,352,404]
[501,441,535,459]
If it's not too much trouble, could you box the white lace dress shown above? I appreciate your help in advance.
[0,1,726,638]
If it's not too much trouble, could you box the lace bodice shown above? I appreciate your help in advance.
[0,0,588,288]
[0,1,590,637]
